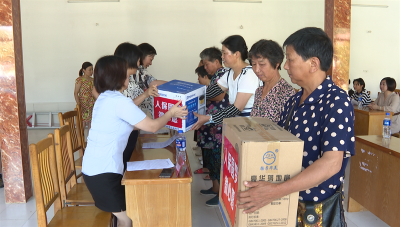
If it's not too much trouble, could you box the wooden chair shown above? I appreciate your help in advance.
[58,111,84,178]
[54,123,94,206]
[29,134,111,227]
[75,104,86,149]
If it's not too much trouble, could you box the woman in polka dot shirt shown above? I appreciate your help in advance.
[237,27,355,226]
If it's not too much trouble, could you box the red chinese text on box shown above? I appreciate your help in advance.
[153,97,182,128]
[221,136,239,225]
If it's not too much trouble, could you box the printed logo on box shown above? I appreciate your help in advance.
[221,136,239,225]
[260,149,279,173]
[153,97,182,128]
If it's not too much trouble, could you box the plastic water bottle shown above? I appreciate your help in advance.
[175,130,187,172]
[383,113,391,139]
[358,97,363,109]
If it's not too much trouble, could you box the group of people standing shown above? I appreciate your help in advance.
[193,27,356,226]
[72,26,382,226]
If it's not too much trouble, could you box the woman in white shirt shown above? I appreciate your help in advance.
[191,35,259,206]
[368,77,400,134]
[82,55,187,227]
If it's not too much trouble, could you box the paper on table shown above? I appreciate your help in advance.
[142,135,178,149]
[126,158,174,171]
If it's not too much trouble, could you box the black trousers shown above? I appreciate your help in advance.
[123,130,139,172]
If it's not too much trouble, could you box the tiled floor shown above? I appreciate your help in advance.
[0,129,390,227]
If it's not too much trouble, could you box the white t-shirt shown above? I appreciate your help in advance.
[218,66,260,114]
[82,90,146,176]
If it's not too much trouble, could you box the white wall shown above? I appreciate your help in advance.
[21,0,323,112]
[20,0,399,112]
[350,0,400,99]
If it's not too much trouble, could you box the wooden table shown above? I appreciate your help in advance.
[348,135,400,226]
[353,106,392,136]
[121,134,192,227]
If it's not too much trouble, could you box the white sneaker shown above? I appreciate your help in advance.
[200,160,203,165]
[199,157,203,161]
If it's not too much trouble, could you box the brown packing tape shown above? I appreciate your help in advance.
[243,118,279,141]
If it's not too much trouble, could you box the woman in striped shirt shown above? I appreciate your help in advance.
[351,78,371,106]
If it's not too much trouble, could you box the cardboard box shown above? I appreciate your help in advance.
[153,80,206,132]
[219,117,304,227]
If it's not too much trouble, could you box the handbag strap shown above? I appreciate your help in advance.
[284,101,296,131]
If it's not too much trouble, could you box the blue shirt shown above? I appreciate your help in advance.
[278,76,355,202]
[82,90,147,176]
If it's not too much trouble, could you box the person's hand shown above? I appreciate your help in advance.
[145,85,159,98]
[237,181,285,214]
[191,112,210,130]
[168,100,188,119]
[368,103,378,110]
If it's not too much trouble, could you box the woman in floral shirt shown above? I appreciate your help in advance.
[249,40,295,122]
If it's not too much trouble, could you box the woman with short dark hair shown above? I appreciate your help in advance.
[350,78,371,106]
[249,39,295,122]
[82,55,187,227]
[368,77,400,133]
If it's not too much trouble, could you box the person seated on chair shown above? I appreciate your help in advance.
[368,77,400,134]
[82,55,187,227]
[350,78,371,106]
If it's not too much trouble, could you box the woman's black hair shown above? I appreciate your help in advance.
[353,78,366,91]
[249,39,284,70]
[138,43,157,66]
[114,42,142,69]
[79,62,93,76]
[283,27,333,72]
[195,65,213,80]
[94,55,128,94]
[221,35,248,61]
[199,47,222,65]
[381,77,397,92]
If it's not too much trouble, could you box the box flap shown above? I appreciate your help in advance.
[157,80,205,94]
[223,117,302,143]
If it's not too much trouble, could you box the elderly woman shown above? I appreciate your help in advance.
[249,39,295,122]
[237,27,355,226]
[368,77,400,134]
[83,55,187,227]
[196,48,230,206]
[192,35,260,206]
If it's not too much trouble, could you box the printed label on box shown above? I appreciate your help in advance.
[153,97,181,128]
[185,97,198,126]
[221,136,239,225]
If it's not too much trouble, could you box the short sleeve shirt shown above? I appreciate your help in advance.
[218,66,260,114]
[278,76,355,202]
[250,78,295,123]
[122,65,157,115]
[82,90,147,176]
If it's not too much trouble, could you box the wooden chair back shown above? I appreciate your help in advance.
[30,134,111,227]
[58,111,84,174]
[29,134,62,226]
[55,123,77,199]
[395,89,400,96]
[75,104,86,149]
[58,111,84,155]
